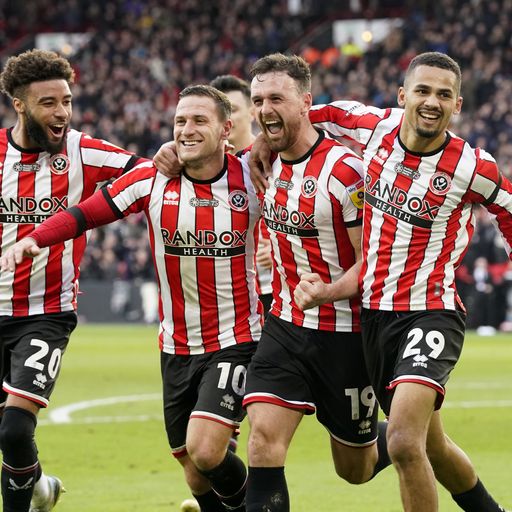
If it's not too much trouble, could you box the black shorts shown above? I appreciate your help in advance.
[161,342,256,457]
[361,308,466,415]
[0,312,78,408]
[244,315,378,447]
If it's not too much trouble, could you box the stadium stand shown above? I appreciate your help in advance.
[1,0,511,328]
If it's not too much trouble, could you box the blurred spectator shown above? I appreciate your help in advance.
[1,0,511,326]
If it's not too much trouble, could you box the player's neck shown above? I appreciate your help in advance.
[230,132,256,154]
[399,125,448,154]
[183,152,225,181]
[11,121,36,150]
[279,123,319,162]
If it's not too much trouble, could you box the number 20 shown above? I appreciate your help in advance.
[24,338,62,379]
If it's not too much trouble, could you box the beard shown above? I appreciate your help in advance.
[415,126,440,139]
[25,111,66,154]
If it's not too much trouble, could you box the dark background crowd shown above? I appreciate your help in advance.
[1,0,511,330]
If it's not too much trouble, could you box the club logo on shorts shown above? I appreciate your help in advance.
[412,353,429,368]
[49,154,70,175]
[429,172,451,195]
[220,394,235,411]
[228,190,249,211]
[301,176,317,198]
[33,372,47,389]
[358,419,372,435]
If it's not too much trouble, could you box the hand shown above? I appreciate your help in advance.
[1,237,41,272]
[249,133,272,194]
[294,272,333,311]
[153,141,183,178]
[256,235,272,269]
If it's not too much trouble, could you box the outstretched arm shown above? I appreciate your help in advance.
[1,189,121,272]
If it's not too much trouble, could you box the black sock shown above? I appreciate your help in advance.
[193,489,226,512]
[246,466,289,512]
[0,407,40,512]
[371,420,392,479]
[452,478,506,511]
[199,451,247,509]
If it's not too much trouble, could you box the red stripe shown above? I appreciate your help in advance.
[12,152,39,315]
[272,161,302,323]
[227,157,252,342]
[162,179,188,353]
[389,152,423,307]
[242,394,316,413]
[0,130,8,257]
[298,141,334,329]
[423,140,466,308]
[364,128,400,307]
[194,181,220,350]
[44,147,70,313]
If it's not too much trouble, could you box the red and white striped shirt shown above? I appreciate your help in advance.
[254,131,364,331]
[310,101,512,311]
[0,128,138,316]
[105,154,261,355]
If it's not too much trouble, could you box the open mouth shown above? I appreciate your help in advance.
[49,124,65,138]
[264,119,283,135]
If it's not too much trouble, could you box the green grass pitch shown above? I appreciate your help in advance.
[24,325,512,511]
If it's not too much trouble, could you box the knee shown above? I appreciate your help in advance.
[187,439,225,472]
[386,427,424,467]
[247,425,287,466]
[0,407,36,452]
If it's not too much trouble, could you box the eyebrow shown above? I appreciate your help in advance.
[414,83,454,94]
[37,94,73,102]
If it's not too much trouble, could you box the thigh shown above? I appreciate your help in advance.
[243,315,315,414]
[2,313,77,408]
[307,331,378,447]
[161,351,201,457]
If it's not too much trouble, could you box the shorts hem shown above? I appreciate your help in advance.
[2,383,49,407]
[329,430,378,448]
[387,376,445,409]
[243,393,315,413]
[189,411,240,428]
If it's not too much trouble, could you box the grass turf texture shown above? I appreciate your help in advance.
[21,325,512,511]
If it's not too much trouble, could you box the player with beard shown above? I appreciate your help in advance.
[0,49,144,512]
[2,85,262,512]
[239,54,391,512]
[251,52,512,512]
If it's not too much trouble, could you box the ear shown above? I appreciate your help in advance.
[302,92,313,116]
[453,96,463,116]
[222,118,233,140]
[13,97,25,114]
[397,86,406,107]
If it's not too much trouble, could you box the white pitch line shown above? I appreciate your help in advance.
[44,393,161,424]
[38,394,512,427]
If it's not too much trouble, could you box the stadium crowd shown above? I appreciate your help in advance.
[1,0,511,329]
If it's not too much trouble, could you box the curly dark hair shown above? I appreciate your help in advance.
[0,49,75,99]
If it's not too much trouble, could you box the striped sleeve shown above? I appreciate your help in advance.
[309,101,392,147]
[105,160,158,215]
[468,150,512,258]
